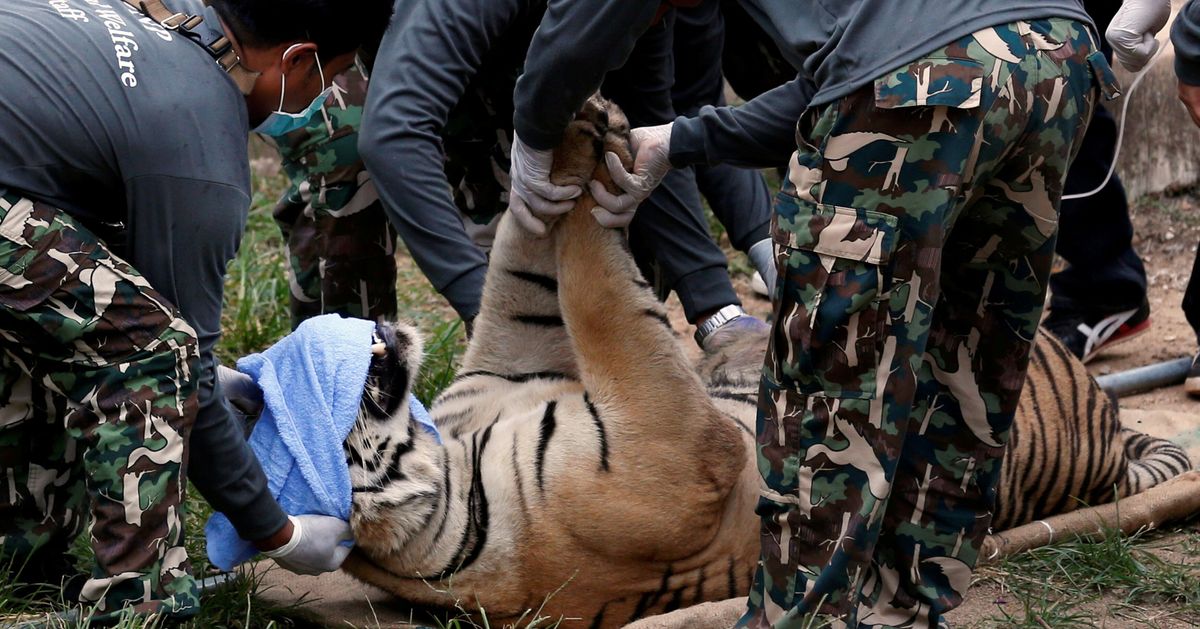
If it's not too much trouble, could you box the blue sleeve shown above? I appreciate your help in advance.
[668,74,816,169]
[1173,0,1200,86]
[359,0,526,320]
[513,0,661,150]
[125,174,288,541]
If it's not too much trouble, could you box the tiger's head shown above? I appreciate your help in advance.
[346,320,445,555]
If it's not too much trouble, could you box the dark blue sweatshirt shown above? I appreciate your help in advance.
[1174,0,1200,86]
[514,0,1093,167]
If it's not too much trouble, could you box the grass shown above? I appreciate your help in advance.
[973,523,1200,628]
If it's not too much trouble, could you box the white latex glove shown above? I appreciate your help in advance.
[508,134,582,236]
[588,123,673,229]
[263,514,353,575]
[1106,0,1171,72]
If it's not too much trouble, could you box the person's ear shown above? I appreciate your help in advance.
[282,42,319,77]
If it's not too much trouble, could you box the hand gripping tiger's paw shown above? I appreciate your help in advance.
[588,122,672,229]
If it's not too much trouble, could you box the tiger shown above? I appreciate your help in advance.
[339,95,1192,628]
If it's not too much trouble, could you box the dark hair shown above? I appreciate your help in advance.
[210,0,394,60]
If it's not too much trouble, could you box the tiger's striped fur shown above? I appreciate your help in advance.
[994,332,1191,529]
[341,97,1190,627]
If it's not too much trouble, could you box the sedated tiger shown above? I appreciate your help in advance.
[338,96,1191,628]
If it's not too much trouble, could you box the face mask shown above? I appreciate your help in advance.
[252,43,332,137]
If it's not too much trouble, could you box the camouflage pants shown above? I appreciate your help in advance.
[0,192,200,620]
[270,64,399,328]
[743,19,1114,629]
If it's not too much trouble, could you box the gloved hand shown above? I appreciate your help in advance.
[218,365,263,433]
[262,514,353,575]
[1106,0,1171,72]
[588,123,673,228]
[747,238,777,298]
[508,134,582,236]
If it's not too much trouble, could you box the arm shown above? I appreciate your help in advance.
[360,0,526,320]
[125,174,288,542]
[669,74,816,169]
[590,74,815,223]
[513,0,661,150]
[1173,0,1200,126]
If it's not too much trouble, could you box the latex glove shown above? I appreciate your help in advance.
[1179,80,1200,128]
[263,515,353,575]
[1106,0,1171,72]
[588,123,673,229]
[508,134,582,236]
[218,365,263,433]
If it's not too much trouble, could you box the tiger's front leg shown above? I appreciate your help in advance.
[541,114,745,561]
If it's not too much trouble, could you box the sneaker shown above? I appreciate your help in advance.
[1042,300,1151,363]
[1185,353,1200,399]
[747,239,776,299]
[750,271,770,298]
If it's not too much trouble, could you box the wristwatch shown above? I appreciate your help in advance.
[694,304,747,346]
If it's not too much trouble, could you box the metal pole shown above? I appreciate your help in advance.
[1095,356,1193,398]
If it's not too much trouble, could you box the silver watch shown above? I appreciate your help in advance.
[694,304,747,346]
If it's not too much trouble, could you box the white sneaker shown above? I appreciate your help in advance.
[750,272,770,298]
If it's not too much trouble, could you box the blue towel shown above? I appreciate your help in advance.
[410,393,442,445]
[204,314,377,571]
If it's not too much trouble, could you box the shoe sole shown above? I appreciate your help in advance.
[1082,318,1151,364]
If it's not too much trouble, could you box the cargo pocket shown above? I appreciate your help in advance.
[769,193,898,400]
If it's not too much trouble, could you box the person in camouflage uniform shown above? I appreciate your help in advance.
[748,19,1115,627]
[268,63,399,328]
[0,0,392,621]
[480,0,1113,623]
[0,192,200,620]
[269,41,526,330]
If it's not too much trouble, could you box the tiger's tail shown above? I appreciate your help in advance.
[1119,428,1193,495]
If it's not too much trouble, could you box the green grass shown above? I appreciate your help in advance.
[414,319,467,404]
[974,524,1200,628]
